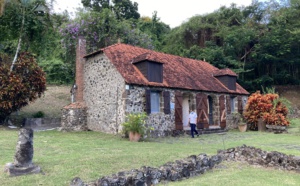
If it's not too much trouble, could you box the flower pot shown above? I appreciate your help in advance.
[129,131,141,142]
[238,124,247,132]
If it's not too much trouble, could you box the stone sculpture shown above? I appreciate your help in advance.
[4,128,41,176]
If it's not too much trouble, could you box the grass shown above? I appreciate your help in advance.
[1,119,300,186]
[9,85,71,126]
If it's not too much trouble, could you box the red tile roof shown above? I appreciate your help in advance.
[85,43,249,95]
[63,102,87,109]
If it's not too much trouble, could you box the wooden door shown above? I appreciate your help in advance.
[175,92,183,130]
[219,95,226,129]
[196,93,209,129]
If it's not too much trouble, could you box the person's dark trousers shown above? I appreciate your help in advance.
[190,123,199,138]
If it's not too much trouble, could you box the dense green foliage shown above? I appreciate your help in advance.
[0,52,46,123]
[1,0,300,89]
[162,1,300,91]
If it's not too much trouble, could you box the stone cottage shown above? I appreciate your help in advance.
[61,37,249,137]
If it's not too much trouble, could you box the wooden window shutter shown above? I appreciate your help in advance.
[226,96,231,114]
[175,91,183,130]
[238,96,243,114]
[219,95,226,129]
[163,91,170,114]
[145,89,151,114]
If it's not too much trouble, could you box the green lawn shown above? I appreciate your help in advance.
[0,119,300,186]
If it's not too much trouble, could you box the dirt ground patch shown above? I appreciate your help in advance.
[9,85,71,125]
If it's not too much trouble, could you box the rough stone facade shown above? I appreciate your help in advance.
[226,113,240,130]
[125,86,176,137]
[60,102,88,131]
[84,54,126,134]
[225,95,248,130]
[82,60,248,135]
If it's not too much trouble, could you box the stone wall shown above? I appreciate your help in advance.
[218,145,300,171]
[225,95,248,130]
[60,102,88,131]
[124,86,176,137]
[70,153,223,186]
[70,145,300,186]
[103,81,247,136]
[24,118,61,131]
[84,54,126,134]
[226,113,240,130]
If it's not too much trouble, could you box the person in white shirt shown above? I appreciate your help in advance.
[189,108,199,138]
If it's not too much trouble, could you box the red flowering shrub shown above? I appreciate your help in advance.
[0,52,46,123]
[243,91,289,129]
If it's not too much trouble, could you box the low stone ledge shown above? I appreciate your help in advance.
[71,145,300,186]
[70,154,222,186]
[217,144,300,171]
[60,102,88,132]
[266,125,288,133]
[24,118,61,131]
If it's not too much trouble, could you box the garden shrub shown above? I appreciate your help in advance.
[243,91,289,130]
[0,52,46,123]
[122,112,152,137]
[32,111,45,118]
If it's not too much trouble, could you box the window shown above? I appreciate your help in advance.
[145,90,170,114]
[148,62,163,83]
[134,60,163,83]
[230,96,236,113]
[150,91,160,113]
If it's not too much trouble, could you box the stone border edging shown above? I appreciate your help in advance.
[218,144,300,172]
[70,145,300,186]
[71,154,222,186]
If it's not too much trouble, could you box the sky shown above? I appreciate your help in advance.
[52,0,253,28]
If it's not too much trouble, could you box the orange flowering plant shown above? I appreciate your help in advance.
[243,91,290,129]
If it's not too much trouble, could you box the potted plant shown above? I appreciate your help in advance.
[122,112,150,142]
[232,112,247,132]
[238,117,247,132]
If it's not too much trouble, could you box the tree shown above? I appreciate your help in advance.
[161,1,300,91]
[81,0,140,20]
[59,8,154,78]
[0,52,46,123]
[0,0,51,72]
[137,11,171,50]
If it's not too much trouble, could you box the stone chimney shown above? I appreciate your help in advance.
[75,36,86,102]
